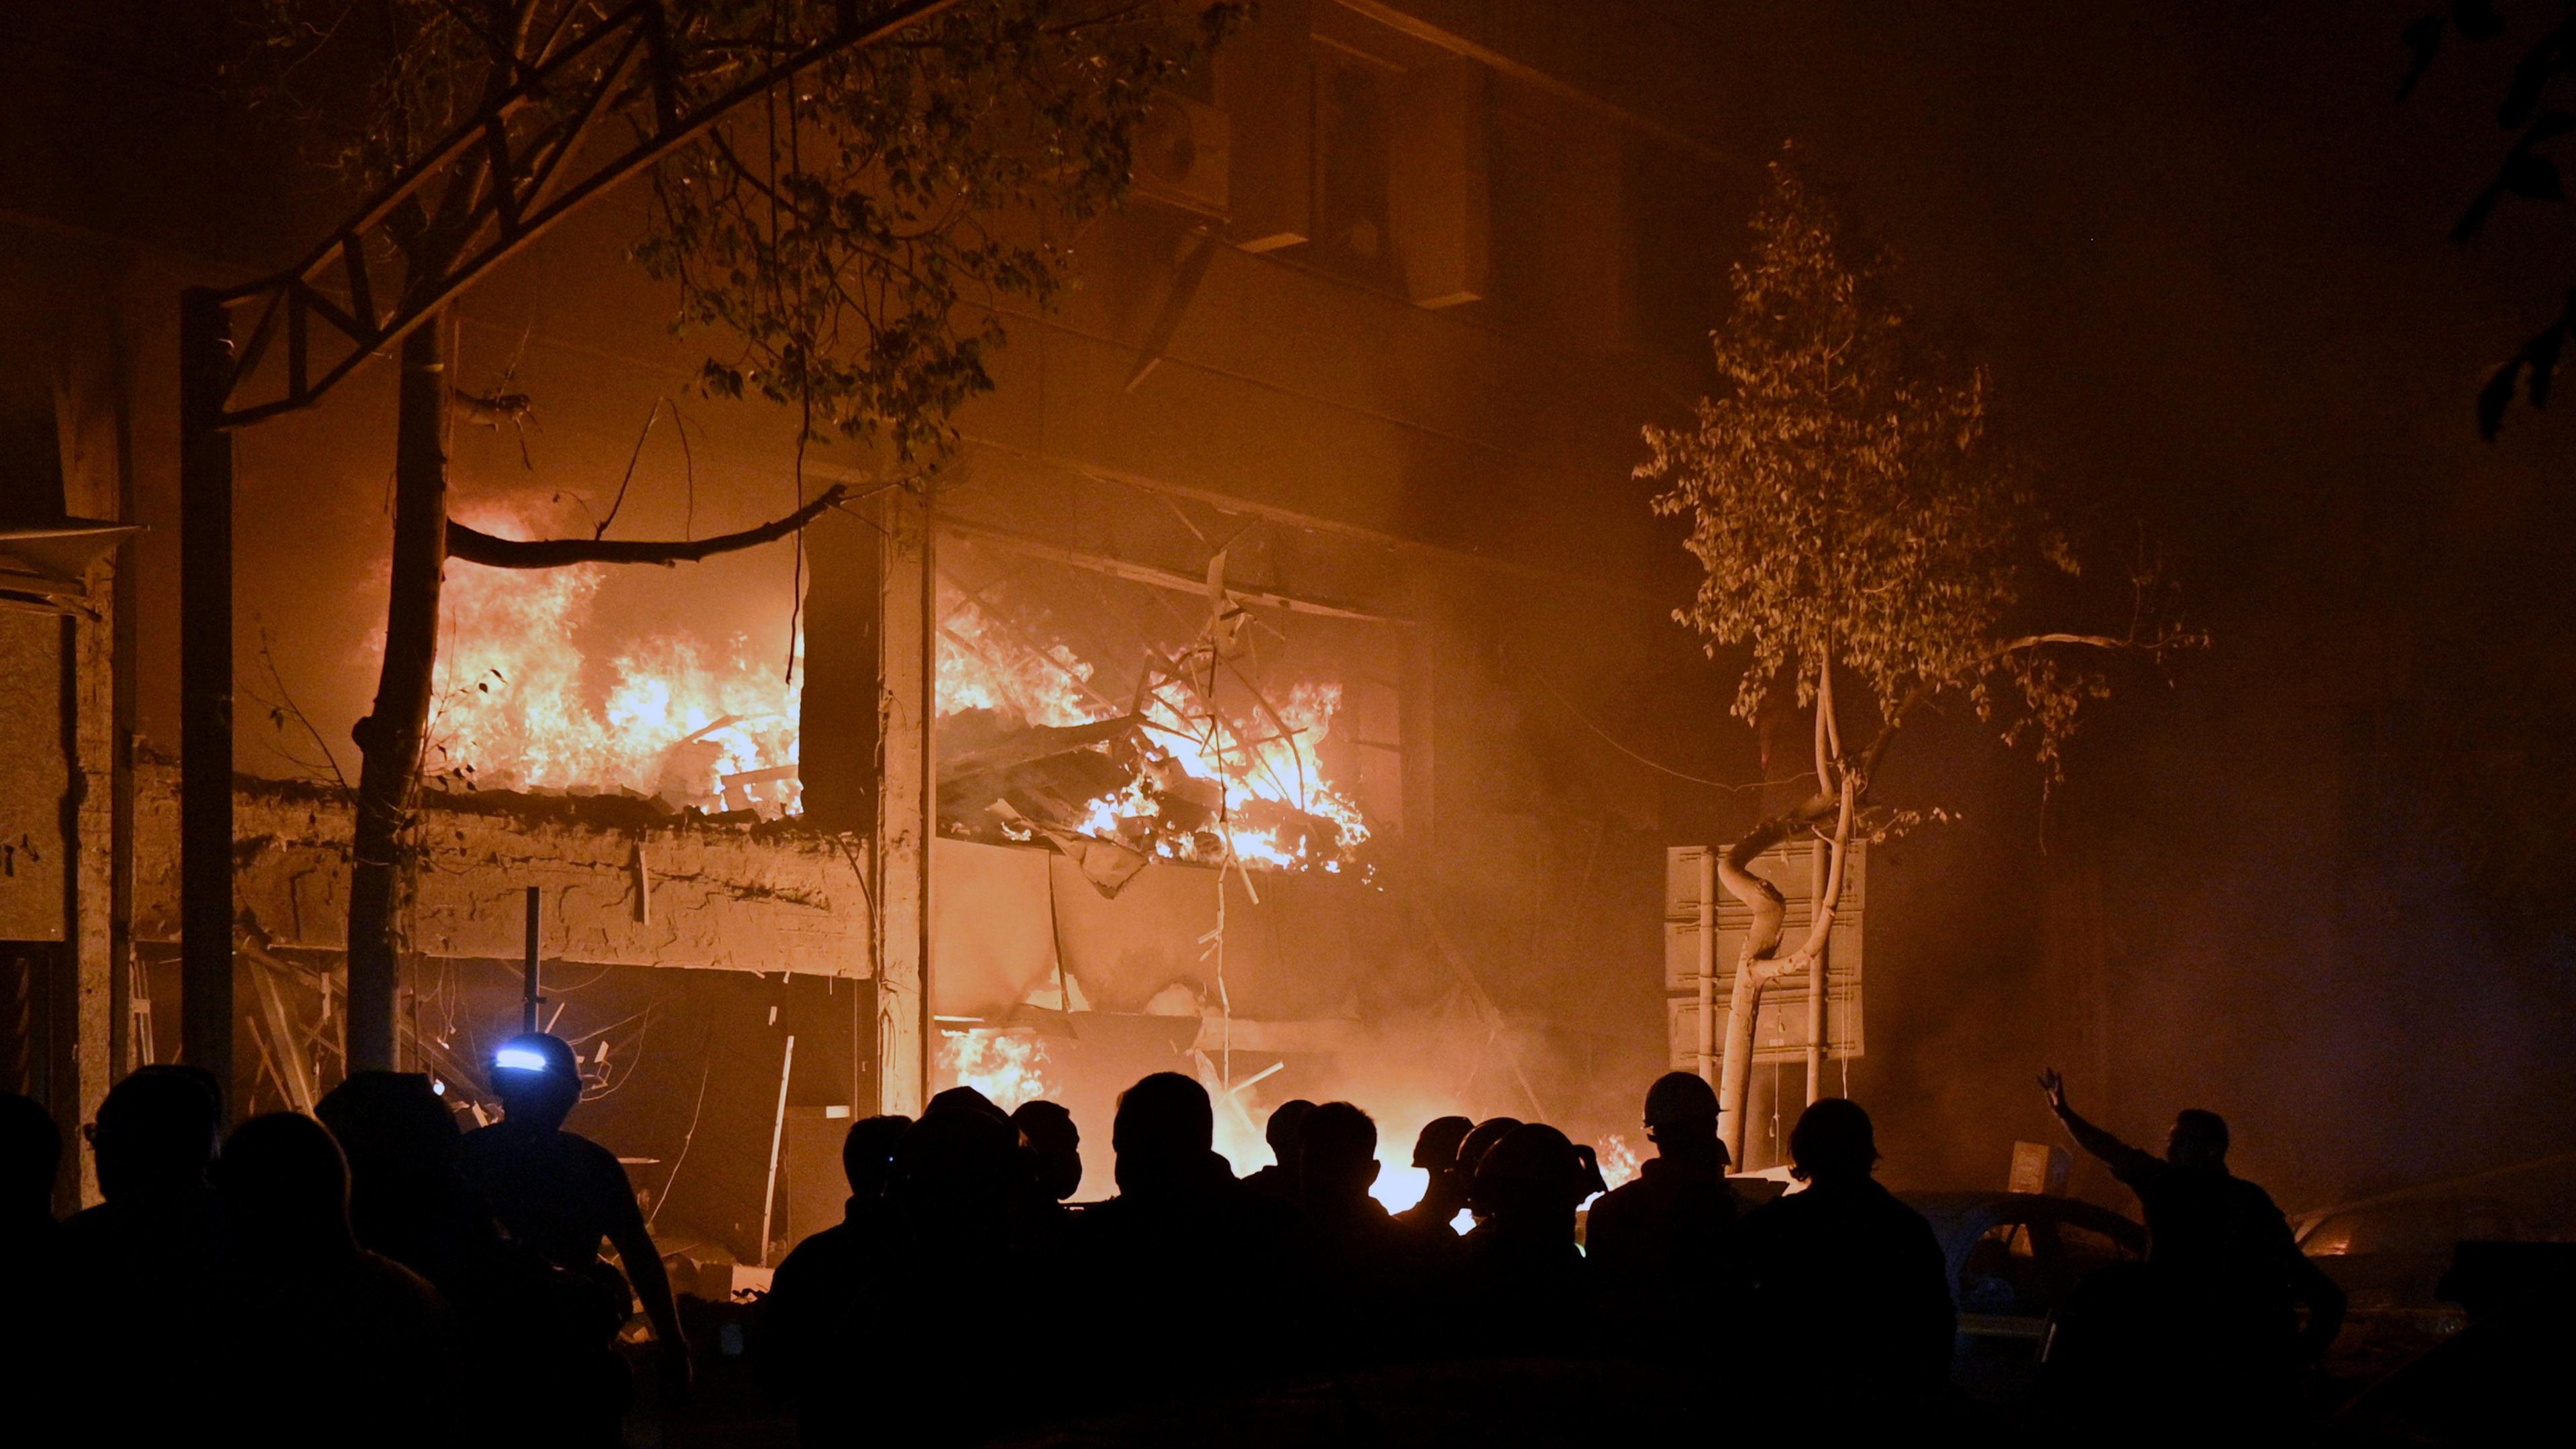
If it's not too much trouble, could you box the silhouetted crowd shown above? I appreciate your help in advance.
[0,1039,2346,1446]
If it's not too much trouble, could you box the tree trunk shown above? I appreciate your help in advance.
[1713,922,1773,1166]
[346,315,452,1072]
[1716,664,1857,1167]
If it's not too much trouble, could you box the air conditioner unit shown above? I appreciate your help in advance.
[1134,93,1230,219]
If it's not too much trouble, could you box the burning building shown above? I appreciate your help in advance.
[3,2,1761,1238]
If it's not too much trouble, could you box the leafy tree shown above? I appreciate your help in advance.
[240,0,1232,1067]
[1637,152,2198,1163]
[2398,1,2576,435]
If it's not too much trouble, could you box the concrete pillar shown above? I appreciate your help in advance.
[872,486,933,1116]
[797,506,883,833]
[44,301,126,1205]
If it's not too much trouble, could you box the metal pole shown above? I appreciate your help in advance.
[917,507,936,1113]
[522,885,541,1034]
[177,288,236,1114]
[759,1033,796,1265]
[1696,849,1715,1088]
[1808,839,1829,1104]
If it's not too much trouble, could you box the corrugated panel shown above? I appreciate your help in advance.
[1663,842,1864,1067]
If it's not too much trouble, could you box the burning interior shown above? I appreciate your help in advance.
[129,455,1650,1260]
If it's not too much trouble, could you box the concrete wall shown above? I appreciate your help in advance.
[130,761,873,977]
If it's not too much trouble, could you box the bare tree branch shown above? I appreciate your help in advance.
[447,482,847,568]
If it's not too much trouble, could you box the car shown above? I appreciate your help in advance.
[1898,1190,2146,1406]
[2294,1195,2529,1383]
[2327,1242,2576,1446]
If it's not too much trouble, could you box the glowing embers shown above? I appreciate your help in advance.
[934,591,1371,873]
[424,511,800,816]
[935,1027,1053,1113]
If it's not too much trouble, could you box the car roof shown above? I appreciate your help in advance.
[1898,1190,2144,1246]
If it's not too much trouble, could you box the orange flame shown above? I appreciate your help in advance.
[425,514,800,814]
[934,1028,1051,1113]
[1590,1132,1640,1206]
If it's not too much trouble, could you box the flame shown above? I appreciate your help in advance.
[1587,1132,1640,1208]
[936,590,1370,869]
[424,511,800,814]
[934,1028,1051,1113]
[936,600,1104,728]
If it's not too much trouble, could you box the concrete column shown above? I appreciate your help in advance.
[873,486,933,1116]
[59,320,128,1205]
[796,506,883,834]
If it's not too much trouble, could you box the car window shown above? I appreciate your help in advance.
[1959,1222,2043,1313]
[2057,1219,2139,1285]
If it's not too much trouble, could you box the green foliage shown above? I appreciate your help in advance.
[1638,152,2161,778]
[241,1,1238,459]
[635,1,1238,458]
[2398,2,2576,434]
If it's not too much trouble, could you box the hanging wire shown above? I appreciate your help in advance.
[648,1036,716,1230]
[1770,1059,1783,1150]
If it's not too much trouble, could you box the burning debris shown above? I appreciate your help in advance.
[934,590,1371,877]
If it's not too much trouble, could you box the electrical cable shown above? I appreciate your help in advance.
[1533,671,1796,793]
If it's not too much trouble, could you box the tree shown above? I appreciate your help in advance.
[1636,153,2198,1164]
[2399,2,2576,435]
[242,0,1232,1068]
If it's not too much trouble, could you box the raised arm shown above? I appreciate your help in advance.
[2037,1069,2157,1177]
[604,1161,692,1397]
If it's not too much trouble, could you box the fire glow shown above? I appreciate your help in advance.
[935,1028,1053,1113]
[421,513,800,814]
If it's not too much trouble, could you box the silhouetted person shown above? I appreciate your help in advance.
[0,1089,58,1263]
[315,1071,503,1295]
[1391,1114,1474,1238]
[759,1110,910,1431]
[1012,1098,1083,1203]
[1295,1101,1422,1364]
[319,1070,587,1428]
[1585,1072,1743,1364]
[458,1032,687,1440]
[1072,1073,1316,1409]
[1738,1099,1953,1424]
[216,1112,457,1448]
[1449,1123,1594,1358]
[842,1111,912,1224]
[60,1065,228,1442]
[1242,1097,1316,1199]
[2039,1069,2343,1424]
[0,1091,62,1389]
[1454,1115,1523,1225]
[766,1106,1034,1445]
[929,1083,1012,1124]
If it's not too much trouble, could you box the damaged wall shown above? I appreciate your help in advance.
[129,759,873,976]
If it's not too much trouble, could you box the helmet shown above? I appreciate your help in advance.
[1642,1071,1719,1129]
[488,1032,577,1085]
